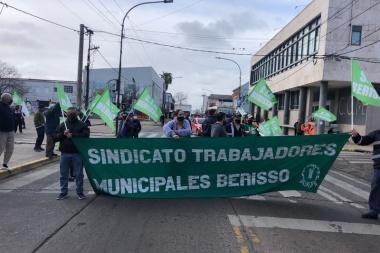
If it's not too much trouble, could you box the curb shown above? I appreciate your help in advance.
[0,156,60,180]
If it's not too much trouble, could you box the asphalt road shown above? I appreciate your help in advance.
[0,117,378,253]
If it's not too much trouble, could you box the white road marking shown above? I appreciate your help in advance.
[317,189,342,204]
[278,191,301,197]
[330,171,368,187]
[228,215,380,235]
[324,175,369,200]
[0,168,57,193]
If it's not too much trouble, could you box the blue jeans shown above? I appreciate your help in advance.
[368,169,380,216]
[59,153,84,194]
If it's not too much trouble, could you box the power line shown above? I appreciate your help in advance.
[0,1,78,32]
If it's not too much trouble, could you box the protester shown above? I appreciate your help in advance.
[44,103,61,159]
[294,119,304,136]
[117,111,135,138]
[160,114,165,127]
[301,119,315,135]
[211,112,228,137]
[224,113,233,126]
[349,128,380,219]
[132,115,142,138]
[244,115,258,136]
[21,106,26,129]
[201,108,217,137]
[0,93,15,171]
[13,105,23,133]
[163,109,191,139]
[33,104,46,152]
[225,114,245,137]
[185,113,192,127]
[53,107,90,200]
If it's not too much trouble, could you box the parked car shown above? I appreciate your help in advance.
[191,117,206,136]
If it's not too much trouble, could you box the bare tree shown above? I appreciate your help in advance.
[174,92,188,105]
[0,61,29,96]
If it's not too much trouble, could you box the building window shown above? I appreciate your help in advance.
[250,15,321,84]
[277,93,285,110]
[64,85,73,93]
[351,26,362,45]
[290,90,300,109]
[54,87,57,92]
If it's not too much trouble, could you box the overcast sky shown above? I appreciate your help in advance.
[0,0,311,110]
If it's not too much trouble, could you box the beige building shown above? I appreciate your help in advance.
[250,0,380,135]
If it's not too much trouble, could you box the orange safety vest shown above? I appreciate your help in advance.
[301,122,315,135]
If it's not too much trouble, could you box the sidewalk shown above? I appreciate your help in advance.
[0,117,372,180]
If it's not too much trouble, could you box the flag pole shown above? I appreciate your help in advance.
[351,59,354,130]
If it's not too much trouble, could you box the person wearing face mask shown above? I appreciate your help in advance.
[163,109,191,139]
[117,112,135,138]
[132,115,141,138]
[225,113,245,137]
[53,107,90,200]
[0,93,15,171]
[244,115,258,137]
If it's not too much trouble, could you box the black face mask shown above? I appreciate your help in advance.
[234,119,241,124]
[248,120,253,125]
[8,99,13,105]
[68,115,78,122]
[122,116,127,120]
[177,116,184,122]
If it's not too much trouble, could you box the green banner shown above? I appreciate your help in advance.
[12,91,23,105]
[312,108,337,122]
[91,89,117,131]
[73,133,349,198]
[133,87,162,122]
[351,59,380,107]
[57,83,73,111]
[258,116,282,136]
[247,79,277,111]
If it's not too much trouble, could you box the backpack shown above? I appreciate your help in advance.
[202,120,212,137]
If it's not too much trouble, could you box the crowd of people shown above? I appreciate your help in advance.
[162,109,260,139]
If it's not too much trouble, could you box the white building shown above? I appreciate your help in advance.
[20,79,77,112]
[250,0,380,135]
[84,67,165,110]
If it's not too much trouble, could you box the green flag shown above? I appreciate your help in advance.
[12,91,23,105]
[133,87,162,122]
[57,83,73,111]
[258,116,282,136]
[91,89,117,131]
[89,94,101,111]
[247,79,277,111]
[351,59,380,107]
[312,108,337,122]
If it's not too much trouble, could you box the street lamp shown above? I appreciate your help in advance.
[215,56,241,106]
[116,0,173,134]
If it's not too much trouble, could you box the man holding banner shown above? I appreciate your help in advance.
[350,128,380,220]
[53,107,90,200]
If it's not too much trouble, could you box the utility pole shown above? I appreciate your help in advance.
[76,24,85,107]
[84,28,99,109]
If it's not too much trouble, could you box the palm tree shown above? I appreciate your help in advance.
[160,72,172,91]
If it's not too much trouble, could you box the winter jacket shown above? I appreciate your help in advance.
[44,103,61,135]
[225,122,245,137]
[0,101,14,132]
[53,119,90,153]
[352,130,380,170]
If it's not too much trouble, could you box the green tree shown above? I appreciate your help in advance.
[160,72,172,91]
